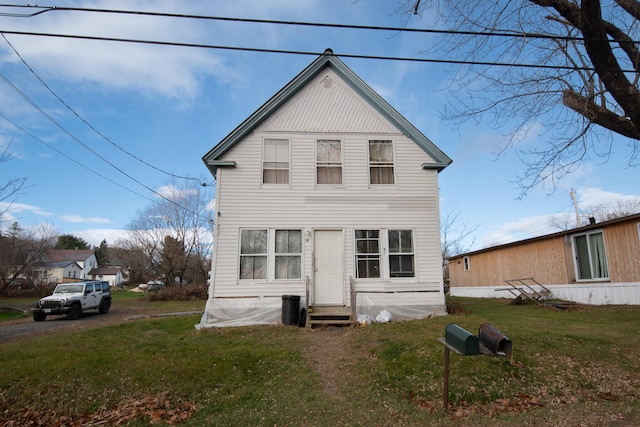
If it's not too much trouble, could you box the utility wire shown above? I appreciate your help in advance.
[0,29,634,73]
[0,32,201,184]
[0,3,637,44]
[0,111,157,204]
[0,69,195,214]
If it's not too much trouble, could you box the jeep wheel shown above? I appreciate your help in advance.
[33,312,46,322]
[67,303,81,320]
[99,298,111,314]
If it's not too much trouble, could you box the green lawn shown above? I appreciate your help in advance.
[1,297,638,426]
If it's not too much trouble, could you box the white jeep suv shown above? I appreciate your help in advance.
[31,281,112,321]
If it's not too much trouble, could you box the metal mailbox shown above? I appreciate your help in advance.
[444,323,480,356]
[478,323,512,357]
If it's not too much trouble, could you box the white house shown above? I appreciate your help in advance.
[88,267,123,288]
[47,249,98,280]
[198,49,452,328]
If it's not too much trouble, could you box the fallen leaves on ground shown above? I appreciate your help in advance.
[1,392,196,426]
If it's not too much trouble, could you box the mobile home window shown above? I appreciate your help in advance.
[239,229,268,279]
[262,139,289,184]
[355,230,380,278]
[389,230,414,277]
[275,230,302,279]
[463,256,470,271]
[369,140,395,185]
[573,230,609,280]
[316,139,342,184]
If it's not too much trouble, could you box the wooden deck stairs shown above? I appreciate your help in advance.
[497,278,552,306]
[306,305,355,328]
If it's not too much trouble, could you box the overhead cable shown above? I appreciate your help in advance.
[0,29,633,73]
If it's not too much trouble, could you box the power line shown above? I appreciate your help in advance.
[1,3,637,44]
[0,69,195,213]
[0,29,634,73]
[0,111,156,204]
[0,32,201,184]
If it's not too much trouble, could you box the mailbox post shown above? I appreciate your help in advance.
[438,323,512,412]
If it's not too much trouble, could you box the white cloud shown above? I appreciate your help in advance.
[77,228,129,247]
[2,1,229,100]
[60,215,110,224]
[477,187,640,249]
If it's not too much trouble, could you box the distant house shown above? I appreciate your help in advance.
[88,267,123,287]
[448,213,640,305]
[47,249,98,280]
[31,261,83,285]
[198,49,452,328]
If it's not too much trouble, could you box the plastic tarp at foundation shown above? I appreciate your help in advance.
[195,296,302,329]
[355,292,447,322]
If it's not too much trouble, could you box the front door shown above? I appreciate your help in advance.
[314,230,344,306]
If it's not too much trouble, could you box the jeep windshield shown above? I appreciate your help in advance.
[53,284,85,294]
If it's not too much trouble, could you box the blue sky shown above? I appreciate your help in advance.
[1,0,638,251]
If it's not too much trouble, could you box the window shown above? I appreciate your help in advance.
[317,139,342,184]
[240,229,268,279]
[463,256,470,271]
[275,230,302,279]
[573,230,609,280]
[369,140,394,185]
[355,230,380,278]
[262,139,289,184]
[389,230,414,277]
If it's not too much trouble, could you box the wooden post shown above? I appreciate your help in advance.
[443,346,449,412]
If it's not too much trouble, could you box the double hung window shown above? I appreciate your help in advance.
[239,230,268,279]
[275,230,302,279]
[355,229,415,279]
[262,139,289,184]
[369,140,394,185]
[317,139,342,184]
[573,230,609,280]
[388,230,414,277]
[355,230,380,278]
[239,229,301,280]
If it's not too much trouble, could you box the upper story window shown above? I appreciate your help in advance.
[369,140,395,185]
[262,138,289,184]
[316,139,342,185]
[572,230,609,280]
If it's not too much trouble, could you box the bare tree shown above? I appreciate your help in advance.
[0,222,57,295]
[440,206,479,280]
[126,179,213,287]
[401,0,639,193]
[0,140,27,222]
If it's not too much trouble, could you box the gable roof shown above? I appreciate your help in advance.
[203,48,452,176]
[48,249,95,263]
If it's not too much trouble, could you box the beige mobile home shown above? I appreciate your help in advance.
[448,213,640,305]
[198,50,452,328]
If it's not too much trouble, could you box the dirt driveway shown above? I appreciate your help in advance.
[0,305,202,344]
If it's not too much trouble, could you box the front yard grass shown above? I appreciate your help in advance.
[1,297,638,426]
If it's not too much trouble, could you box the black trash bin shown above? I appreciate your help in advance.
[281,295,300,326]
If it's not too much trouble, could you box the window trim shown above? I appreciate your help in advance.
[239,228,303,282]
[316,139,343,186]
[354,228,416,281]
[262,138,290,186]
[368,139,396,186]
[463,256,470,271]
[571,229,609,282]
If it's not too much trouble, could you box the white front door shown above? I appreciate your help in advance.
[314,230,344,306]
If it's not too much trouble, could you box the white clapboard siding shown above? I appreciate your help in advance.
[202,57,448,325]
